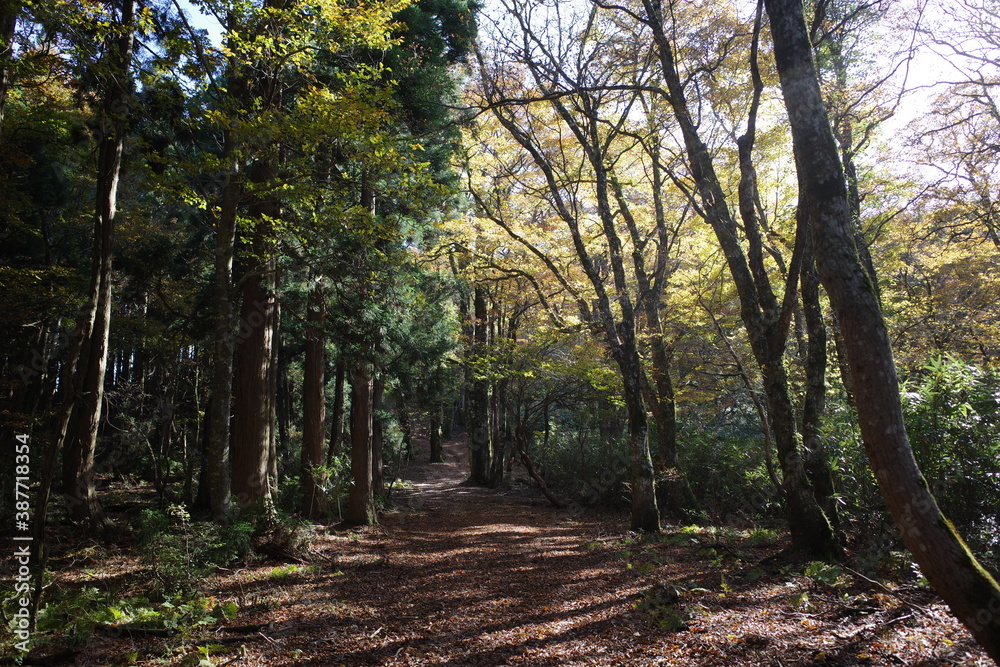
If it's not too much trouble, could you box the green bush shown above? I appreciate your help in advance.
[532,406,631,508]
[902,355,1000,567]
[678,407,782,526]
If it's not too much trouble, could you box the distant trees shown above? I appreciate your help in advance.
[465,0,843,548]
[453,0,999,596]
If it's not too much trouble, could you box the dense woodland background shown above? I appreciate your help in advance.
[2,0,1000,661]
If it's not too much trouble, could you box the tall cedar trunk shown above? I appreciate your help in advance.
[230,176,278,506]
[267,293,280,497]
[467,285,493,485]
[62,0,135,529]
[0,0,17,131]
[764,0,1000,658]
[205,41,247,520]
[643,0,834,554]
[800,236,839,528]
[205,136,239,522]
[276,344,291,476]
[347,359,376,525]
[301,281,327,518]
[429,404,444,463]
[327,357,346,462]
[193,397,212,512]
[371,375,385,497]
[30,0,132,625]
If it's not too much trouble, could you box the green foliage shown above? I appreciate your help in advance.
[139,502,312,595]
[745,527,780,547]
[678,409,782,525]
[1,581,237,657]
[534,408,631,507]
[901,355,1000,565]
[259,564,318,581]
[636,584,688,631]
[295,453,352,518]
[138,505,241,593]
[803,561,849,589]
[235,503,313,560]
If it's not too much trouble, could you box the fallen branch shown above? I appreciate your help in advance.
[844,566,932,614]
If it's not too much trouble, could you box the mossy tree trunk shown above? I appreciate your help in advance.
[765,0,1000,658]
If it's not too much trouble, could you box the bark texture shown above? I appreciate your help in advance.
[327,358,346,462]
[229,247,278,506]
[764,0,1000,659]
[467,285,494,486]
[301,282,328,519]
[60,0,135,529]
[347,360,376,525]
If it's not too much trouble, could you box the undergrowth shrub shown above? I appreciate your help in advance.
[139,502,310,595]
[138,505,248,594]
[679,408,781,526]
[902,355,1000,569]
[532,406,631,508]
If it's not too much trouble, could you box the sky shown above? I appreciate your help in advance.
[176,0,223,45]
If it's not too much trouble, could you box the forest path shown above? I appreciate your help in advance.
[215,433,988,667]
[304,434,663,666]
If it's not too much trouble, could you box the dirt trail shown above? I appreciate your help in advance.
[236,434,987,667]
[311,435,650,666]
[24,434,989,666]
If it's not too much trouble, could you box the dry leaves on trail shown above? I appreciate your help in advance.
[33,436,992,666]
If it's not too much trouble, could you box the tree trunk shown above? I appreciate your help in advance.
[514,427,565,509]
[205,84,245,523]
[230,217,277,507]
[429,404,444,463]
[301,281,327,519]
[801,237,839,528]
[398,404,413,460]
[609,167,696,521]
[761,350,835,555]
[467,285,493,485]
[205,157,238,521]
[193,398,212,512]
[327,357,346,462]
[61,0,135,529]
[489,373,508,486]
[643,0,834,553]
[765,0,1000,658]
[267,293,280,498]
[275,339,291,478]
[370,374,385,498]
[346,359,376,525]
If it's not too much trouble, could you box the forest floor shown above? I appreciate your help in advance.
[13,433,993,666]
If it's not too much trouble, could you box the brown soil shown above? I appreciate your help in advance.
[17,433,993,666]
